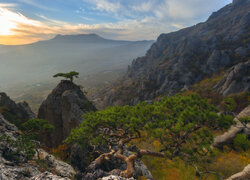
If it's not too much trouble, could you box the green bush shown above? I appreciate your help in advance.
[234,134,250,151]
[0,134,36,163]
[66,93,234,166]
[221,97,236,112]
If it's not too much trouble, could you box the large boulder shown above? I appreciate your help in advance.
[38,80,96,147]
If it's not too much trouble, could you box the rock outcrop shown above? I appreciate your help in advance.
[96,0,250,107]
[35,149,76,178]
[0,92,35,120]
[0,113,76,180]
[226,164,250,180]
[30,171,70,180]
[99,175,135,180]
[38,80,96,147]
[215,60,250,96]
[213,105,250,148]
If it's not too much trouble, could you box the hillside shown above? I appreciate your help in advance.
[96,0,250,108]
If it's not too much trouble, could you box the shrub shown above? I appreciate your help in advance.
[0,134,36,163]
[234,134,250,151]
[221,97,236,112]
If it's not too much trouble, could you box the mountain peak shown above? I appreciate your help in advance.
[52,33,105,42]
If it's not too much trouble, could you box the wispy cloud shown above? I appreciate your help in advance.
[131,1,153,12]
[89,0,121,13]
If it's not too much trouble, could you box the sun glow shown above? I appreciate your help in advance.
[0,7,17,35]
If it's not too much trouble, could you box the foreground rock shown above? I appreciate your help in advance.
[35,149,76,178]
[0,113,75,180]
[99,175,135,180]
[213,105,250,148]
[38,80,96,147]
[30,171,70,180]
[226,164,250,180]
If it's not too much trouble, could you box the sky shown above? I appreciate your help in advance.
[0,0,232,45]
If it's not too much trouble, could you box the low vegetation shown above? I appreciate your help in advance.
[65,93,235,178]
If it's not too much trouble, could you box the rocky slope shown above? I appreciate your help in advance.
[0,114,76,180]
[38,80,96,147]
[96,0,250,108]
[0,92,35,120]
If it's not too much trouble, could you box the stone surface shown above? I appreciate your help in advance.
[38,80,96,147]
[35,149,76,178]
[0,92,35,120]
[30,171,70,180]
[213,105,250,148]
[226,164,250,180]
[215,60,250,96]
[99,175,135,180]
[0,113,75,180]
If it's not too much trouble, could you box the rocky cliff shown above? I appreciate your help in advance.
[0,92,35,121]
[98,0,250,107]
[38,80,96,147]
[0,114,76,180]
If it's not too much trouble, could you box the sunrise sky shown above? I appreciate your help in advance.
[0,0,232,45]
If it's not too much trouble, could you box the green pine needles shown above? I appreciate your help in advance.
[53,71,79,82]
[65,93,234,178]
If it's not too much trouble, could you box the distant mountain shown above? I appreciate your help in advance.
[0,34,154,88]
[98,0,250,108]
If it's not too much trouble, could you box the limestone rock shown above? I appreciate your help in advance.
[38,80,96,147]
[34,149,76,178]
[99,175,135,180]
[226,164,250,180]
[215,60,250,96]
[0,92,35,120]
[213,105,250,148]
[30,171,70,180]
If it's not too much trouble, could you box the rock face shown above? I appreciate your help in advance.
[0,114,41,180]
[38,80,96,147]
[30,171,70,180]
[213,105,250,148]
[226,164,250,180]
[0,113,76,180]
[0,92,35,120]
[98,175,135,180]
[35,149,76,178]
[98,0,250,107]
[215,60,250,96]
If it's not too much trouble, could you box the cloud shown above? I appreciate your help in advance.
[0,3,17,8]
[132,1,153,12]
[90,0,121,13]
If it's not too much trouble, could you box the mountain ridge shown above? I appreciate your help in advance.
[95,0,250,108]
